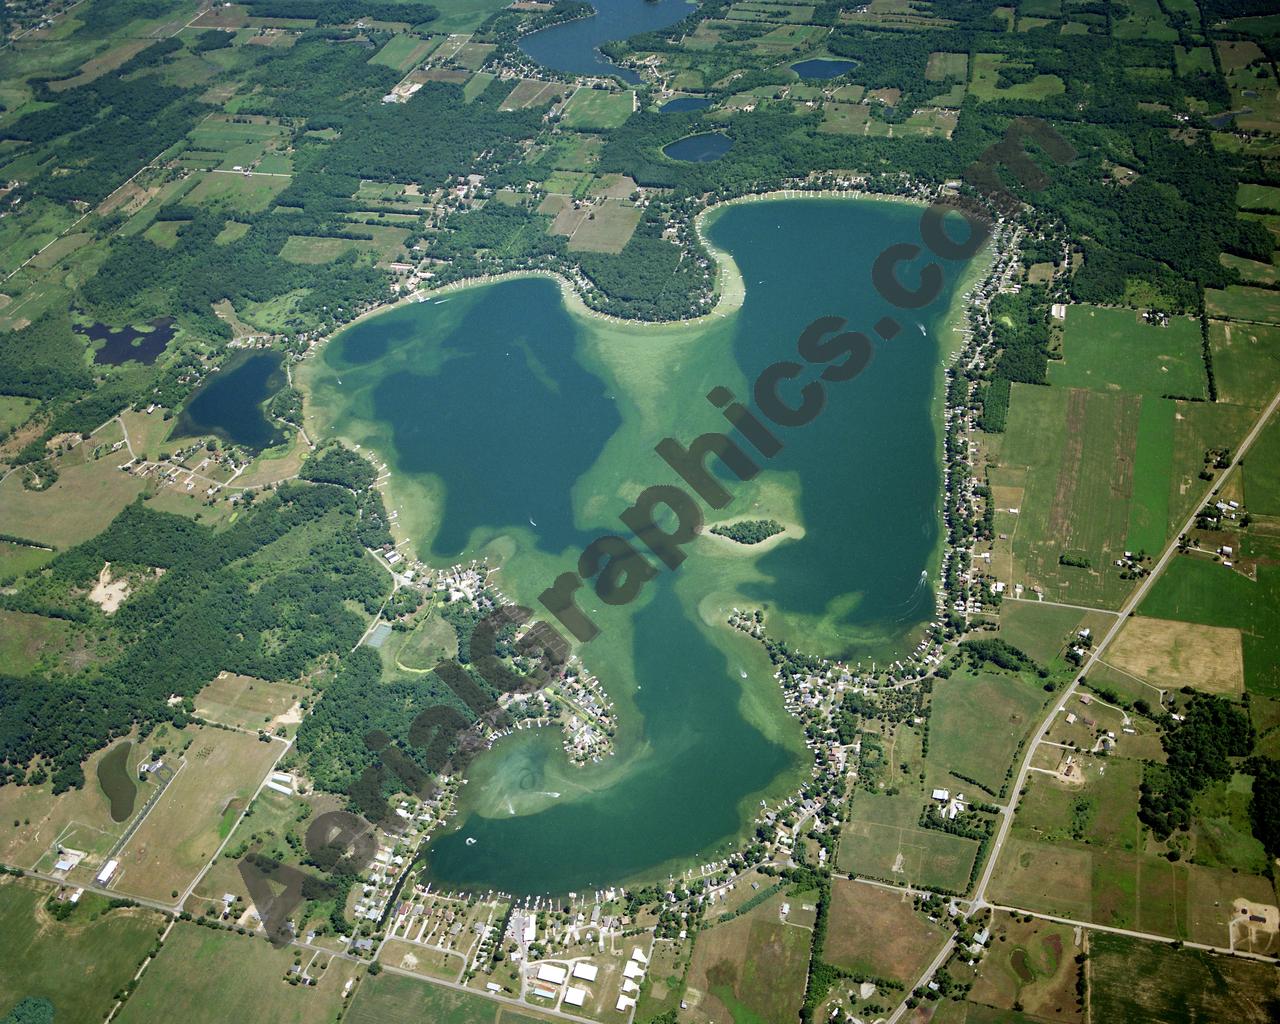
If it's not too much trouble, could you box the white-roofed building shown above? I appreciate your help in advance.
[536,964,567,986]
[572,962,599,982]
[563,988,587,1007]
[623,960,645,980]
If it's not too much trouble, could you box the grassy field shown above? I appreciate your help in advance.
[555,198,641,254]
[113,726,281,901]
[996,600,1115,666]
[396,608,458,670]
[0,445,145,549]
[0,878,165,1024]
[193,672,311,734]
[1049,305,1206,399]
[969,54,1064,101]
[0,540,55,578]
[840,791,980,892]
[1139,556,1280,697]
[0,394,36,431]
[561,88,634,129]
[825,880,948,984]
[1089,932,1280,1023]
[925,51,967,80]
[187,171,290,213]
[346,970,553,1024]
[929,668,1048,797]
[967,912,1082,1022]
[1205,285,1280,324]
[1209,321,1280,409]
[117,922,359,1024]
[369,33,437,71]
[683,888,810,1024]
[500,79,567,110]
[1126,396,1176,554]
[993,384,1142,608]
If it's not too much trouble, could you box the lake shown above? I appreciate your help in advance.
[174,350,285,451]
[661,96,712,113]
[97,740,136,823]
[792,58,858,79]
[663,131,734,162]
[519,0,691,84]
[311,198,977,894]
[82,317,175,366]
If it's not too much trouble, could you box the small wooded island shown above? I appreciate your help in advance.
[710,519,784,545]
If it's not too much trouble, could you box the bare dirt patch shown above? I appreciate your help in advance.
[88,562,130,614]
[1108,616,1245,694]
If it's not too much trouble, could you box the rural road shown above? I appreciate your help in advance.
[891,383,1280,1020]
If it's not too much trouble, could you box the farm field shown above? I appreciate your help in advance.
[995,600,1116,667]
[1126,396,1176,555]
[1209,321,1280,408]
[1244,409,1280,515]
[929,668,1048,797]
[682,888,811,1024]
[193,672,310,734]
[112,726,282,901]
[346,969,554,1024]
[561,88,634,129]
[825,880,948,985]
[1205,285,1280,324]
[1220,252,1280,286]
[0,878,165,1024]
[967,912,1083,1022]
[369,33,437,72]
[186,171,291,213]
[1138,556,1280,697]
[1106,616,1244,695]
[116,922,359,1024]
[1049,305,1206,399]
[0,608,77,675]
[992,383,1143,608]
[553,198,641,254]
[840,791,980,892]
[925,51,967,80]
[1089,932,1280,1024]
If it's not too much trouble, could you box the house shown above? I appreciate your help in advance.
[616,995,637,1012]
[623,961,645,980]
[931,788,950,802]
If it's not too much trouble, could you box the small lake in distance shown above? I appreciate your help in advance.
[81,317,175,366]
[175,350,285,451]
[792,58,858,79]
[519,0,691,83]
[663,131,734,162]
[660,96,712,113]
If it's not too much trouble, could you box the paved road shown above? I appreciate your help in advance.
[889,384,1280,1021]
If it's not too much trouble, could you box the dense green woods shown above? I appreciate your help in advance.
[0,484,388,790]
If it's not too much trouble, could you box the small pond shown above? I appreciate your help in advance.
[791,58,857,79]
[663,131,734,162]
[82,317,176,366]
[97,740,137,823]
[661,96,712,113]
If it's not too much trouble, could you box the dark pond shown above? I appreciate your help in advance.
[175,349,286,451]
[663,131,734,162]
[82,317,176,366]
[791,58,857,79]
[661,96,712,113]
[97,740,136,823]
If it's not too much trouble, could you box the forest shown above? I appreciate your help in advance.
[0,484,388,791]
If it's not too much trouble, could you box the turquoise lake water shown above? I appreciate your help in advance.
[318,199,975,894]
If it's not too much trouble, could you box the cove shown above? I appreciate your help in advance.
[519,0,691,84]
[175,350,285,451]
[308,198,978,895]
